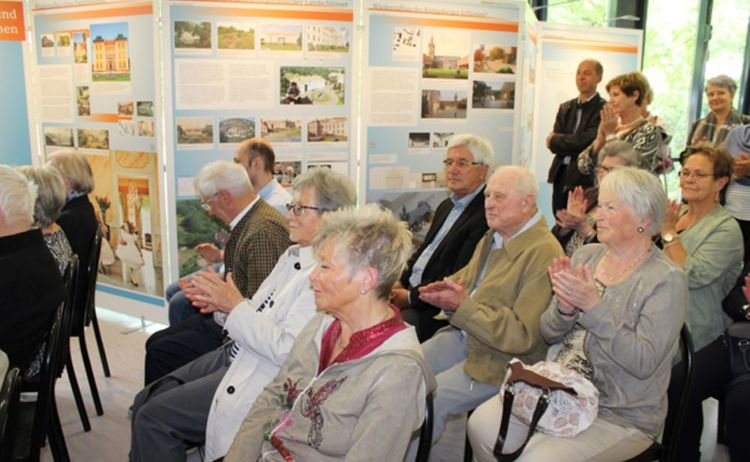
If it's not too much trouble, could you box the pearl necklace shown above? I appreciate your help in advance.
[599,247,651,281]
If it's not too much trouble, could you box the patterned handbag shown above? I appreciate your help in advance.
[493,359,599,461]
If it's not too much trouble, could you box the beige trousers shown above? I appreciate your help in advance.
[467,394,653,462]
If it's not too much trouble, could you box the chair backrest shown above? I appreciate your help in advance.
[664,324,695,461]
[415,392,434,462]
[0,367,21,460]
[71,231,100,336]
[57,256,79,377]
[27,301,66,458]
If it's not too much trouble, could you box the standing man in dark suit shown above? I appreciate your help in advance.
[391,133,490,341]
[547,59,606,214]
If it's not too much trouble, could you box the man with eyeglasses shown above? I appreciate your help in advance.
[546,59,606,214]
[164,138,292,327]
[390,133,490,342]
[143,160,291,385]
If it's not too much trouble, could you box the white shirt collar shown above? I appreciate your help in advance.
[229,195,260,230]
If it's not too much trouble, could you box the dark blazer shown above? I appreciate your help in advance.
[0,229,64,371]
[57,194,98,327]
[399,187,488,341]
[547,93,606,188]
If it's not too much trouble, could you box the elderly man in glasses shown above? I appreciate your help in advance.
[143,160,291,385]
[390,133,490,341]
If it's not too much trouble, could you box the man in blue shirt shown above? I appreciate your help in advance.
[390,133,490,341]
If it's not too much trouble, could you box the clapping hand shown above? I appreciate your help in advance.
[418,277,466,312]
[734,153,750,178]
[662,199,681,235]
[556,187,588,232]
[187,270,244,314]
[600,105,618,136]
[549,258,601,312]
[195,243,223,264]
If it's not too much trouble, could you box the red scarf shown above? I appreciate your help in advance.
[318,305,406,373]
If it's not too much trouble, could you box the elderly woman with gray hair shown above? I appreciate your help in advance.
[0,165,64,375]
[223,204,435,462]
[17,165,74,275]
[468,167,687,461]
[130,168,355,462]
[553,140,641,255]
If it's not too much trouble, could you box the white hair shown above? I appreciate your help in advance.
[0,165,37,228]
[194,160,254,198]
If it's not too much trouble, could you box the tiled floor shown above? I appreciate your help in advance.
[41,308,729,461]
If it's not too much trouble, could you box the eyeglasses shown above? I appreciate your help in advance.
[595,165,616,176]
[443,158,481,168]
[678,169,716,180]
[200,194,219,211]
[286,202,331,216]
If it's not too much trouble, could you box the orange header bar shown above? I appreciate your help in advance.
[200,6,352,21]
[374,11,517,33]
[557,42,638,54]
[41,4,152,20]
[0,2,25,41]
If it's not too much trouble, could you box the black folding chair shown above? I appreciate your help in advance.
[0,367,21,461]
[11,301,70,462]
[69,231,109,419]
[415,392,434,462]
[625,324,695,462]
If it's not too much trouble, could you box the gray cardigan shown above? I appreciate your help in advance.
[540,244,687,437]
[677,204,743,351]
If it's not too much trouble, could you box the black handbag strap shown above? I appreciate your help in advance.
[492,383,551,462]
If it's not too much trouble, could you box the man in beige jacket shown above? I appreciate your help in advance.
[415,165,564,449]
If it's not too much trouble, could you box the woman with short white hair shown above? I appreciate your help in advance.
[0,165,64,375]
[468,167,687,461]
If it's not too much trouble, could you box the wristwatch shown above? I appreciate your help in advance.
[662,232,676,246]
[742,304,750,321]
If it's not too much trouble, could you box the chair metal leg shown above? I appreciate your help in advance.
[78,335,104,416]
[90,309,111,378]
[48,395,71,462]
[65,356,91,432]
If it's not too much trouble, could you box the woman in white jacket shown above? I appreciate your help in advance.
[129,168,356,462]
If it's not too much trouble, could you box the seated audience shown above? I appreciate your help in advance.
[129,168,355,462]
[578,71,668,175]
[17,165,74,275]
[223,204,433,462]
[553,140,641,255]
[664,145,743,461]
[47,150,97,317]
[391,133,490,341]
[0,165,64,375]
[407,166,563,454]
[468,167,687,461]
[144,160,290,385]
[166,137,291,325]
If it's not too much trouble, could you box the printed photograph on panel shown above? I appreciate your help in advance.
[137,101,154,117]
[91,22,131,82]
[56,32,71,57]
[219,117,255,144]
[41,33,55,57]
[306,25,349,53]
[73,32,88,63]
[118,101,134,116]
[176,117,213,145]
[174,21,211,49]
[392,27,421,61]
[260,25,302,52]
[261,119,302,143]
[273,161,301,187]
[138,120,154,137]
[44,127,75,147]
[473,44,517,74]
[421,89,468,119]
[175,199,227,277]
[472,80,515,109]
[422,28,469,79]
[77,86,90,116]
[280,66,345,105]
[307,117,347,142]
[432,131,454,148]
[369,190,451,244]
[77,128,110,150]
[218,22,255,50]
[87,150,164,295]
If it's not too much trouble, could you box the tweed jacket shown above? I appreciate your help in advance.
[547,93,606,187]
[224,199,291,299]
[449,217,564,385]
